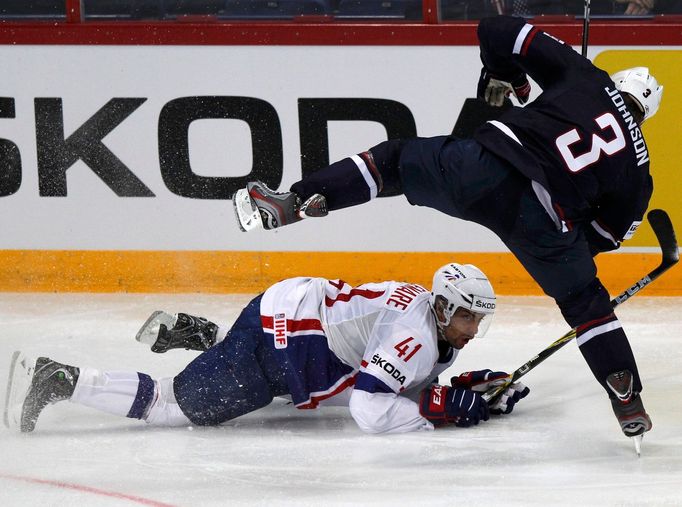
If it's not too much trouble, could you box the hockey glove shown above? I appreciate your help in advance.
[488,382,530,415]
[451,369,530,415]
[451,369,510,391]
[419,385,489,428]
[477,68,531,107]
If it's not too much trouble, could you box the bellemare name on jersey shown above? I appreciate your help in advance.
[385,284,428,311]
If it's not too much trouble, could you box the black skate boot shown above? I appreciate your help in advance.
[606,369,652,437]
[233,181,327,231]
[135,311,219,353]
[3,352,80,433]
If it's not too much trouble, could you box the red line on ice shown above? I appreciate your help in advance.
[0,472,177,507]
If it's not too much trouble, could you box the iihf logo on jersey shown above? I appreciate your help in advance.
[273,313,287,349]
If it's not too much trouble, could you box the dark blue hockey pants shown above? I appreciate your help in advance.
[173,295,288,426]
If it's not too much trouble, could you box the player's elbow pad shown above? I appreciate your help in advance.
[349,394,389,434]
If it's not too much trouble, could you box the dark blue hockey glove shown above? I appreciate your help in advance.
[477,68,531,106]
[419,385,489,428]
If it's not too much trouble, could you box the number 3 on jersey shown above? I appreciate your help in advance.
[555,112,626,172]
[394,337,422,362]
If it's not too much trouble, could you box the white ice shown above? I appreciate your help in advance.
[1,293,681,506]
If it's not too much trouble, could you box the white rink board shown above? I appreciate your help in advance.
[1,44,526,252]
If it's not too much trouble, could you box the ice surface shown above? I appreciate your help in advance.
[1,293,681,506]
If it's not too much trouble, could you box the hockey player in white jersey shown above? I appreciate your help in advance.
[4,263,529,434]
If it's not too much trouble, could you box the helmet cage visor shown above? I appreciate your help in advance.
[439,284,495,338]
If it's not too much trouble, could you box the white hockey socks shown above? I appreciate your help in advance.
[70,368,190,426]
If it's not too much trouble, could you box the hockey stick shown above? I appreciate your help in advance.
[482,208,679,404]
[581,0,591,57]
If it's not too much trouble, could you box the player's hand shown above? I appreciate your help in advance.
[451,369,529,415]
[477,68,531,106]
[487,382,530,415]
[419,384,489,427]
[451,369,510,392]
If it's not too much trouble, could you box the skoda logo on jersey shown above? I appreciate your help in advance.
[370,354,407,385]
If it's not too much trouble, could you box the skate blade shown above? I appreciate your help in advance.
[3,351,36,430]
[233,188,263,232]
[135,311,176,348]
[632,434,643,457]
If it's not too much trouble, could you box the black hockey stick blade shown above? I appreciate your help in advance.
[613,209,679,305]
[451,97,513,138]
[647,208,679,267]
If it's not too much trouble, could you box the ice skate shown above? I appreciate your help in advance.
[233,181,327,231]
[606,370,652,437]
[4,351,79,433]
[135,311,219,353]
[606,369,652,455]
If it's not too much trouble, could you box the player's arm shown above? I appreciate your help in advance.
[349,334,433,434]
[349,372,432,434]
[476,15,592,100]
[585,178,653,256]
[349,330,488,433]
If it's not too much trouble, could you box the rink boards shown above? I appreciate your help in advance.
[0,26,680,294]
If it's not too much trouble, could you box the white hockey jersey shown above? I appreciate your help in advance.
[260,277,459,434]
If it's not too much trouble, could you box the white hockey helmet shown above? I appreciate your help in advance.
[429,263,496,338]
[610,67,663,123]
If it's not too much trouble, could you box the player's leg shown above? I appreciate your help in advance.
[4,351,192,432]
[497,189,651,437]
[135,311,227,353]
[234,139,408,231]
[172,294,288,425]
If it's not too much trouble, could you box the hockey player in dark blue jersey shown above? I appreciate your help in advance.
[234,15,663,444]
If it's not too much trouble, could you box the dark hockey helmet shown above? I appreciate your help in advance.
[429,263,496,338]
[611,67,663,123]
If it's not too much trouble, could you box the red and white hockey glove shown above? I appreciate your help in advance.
[451,369,530,415]
[477,68,531,106]
[419,384,489,428]
[451,369,510,391]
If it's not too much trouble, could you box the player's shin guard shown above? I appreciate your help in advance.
[70,368,153,419]
[290,139,409,211]
[289,156,376,211]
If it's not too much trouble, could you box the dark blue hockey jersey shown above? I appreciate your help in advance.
[473,16,653,251]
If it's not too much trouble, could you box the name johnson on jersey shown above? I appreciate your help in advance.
[605,86,649,166]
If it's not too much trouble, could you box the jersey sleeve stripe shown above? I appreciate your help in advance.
[512,23,534,55]
[520,26,540,56]
[488,120,522,145]
[590,220,619,246]
[261,315,324,333]
[354,370,395,395]
[295,373,357,409]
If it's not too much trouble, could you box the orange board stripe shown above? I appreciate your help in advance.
[0,250,679,295]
